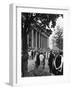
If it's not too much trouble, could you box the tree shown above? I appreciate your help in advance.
[54,25,63,50]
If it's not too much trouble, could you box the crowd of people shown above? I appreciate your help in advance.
[48,50,63,75]
[28,49,63,76]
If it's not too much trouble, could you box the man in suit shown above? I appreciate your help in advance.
[48,50,55,73]
[35,52,40,68]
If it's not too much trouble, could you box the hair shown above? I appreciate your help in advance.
[60,51,63,56]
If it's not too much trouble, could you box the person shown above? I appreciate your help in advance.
[39,53,45,69]
[28,50,31,59]
[31,50,34,60]
[52,53,63,75]
[48,50,55,73]
[35,52,40,68]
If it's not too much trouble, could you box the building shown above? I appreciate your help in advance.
[27,24,49,53]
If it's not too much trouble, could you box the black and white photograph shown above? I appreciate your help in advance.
[21,12,63,77]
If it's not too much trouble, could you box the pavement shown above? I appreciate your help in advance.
[28,56,52,76]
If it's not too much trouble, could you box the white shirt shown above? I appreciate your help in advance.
[39,54,44,62]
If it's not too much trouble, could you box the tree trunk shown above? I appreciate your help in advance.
[21,14,29,77]
[21,32,28,77]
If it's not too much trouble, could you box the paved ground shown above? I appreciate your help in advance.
[27,56,52,76]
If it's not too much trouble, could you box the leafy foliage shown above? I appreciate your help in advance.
[21,13,62,37]
[54,25,63,50]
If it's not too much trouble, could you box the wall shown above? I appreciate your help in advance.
[0,0,72,89]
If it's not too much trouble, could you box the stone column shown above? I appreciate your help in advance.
[47,37,49,48]
[32,30,34,49]
[27,34,29,48]
[39,33,40,48]
[36,31,37,50]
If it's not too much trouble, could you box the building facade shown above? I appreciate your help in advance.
[27,26,49,53]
